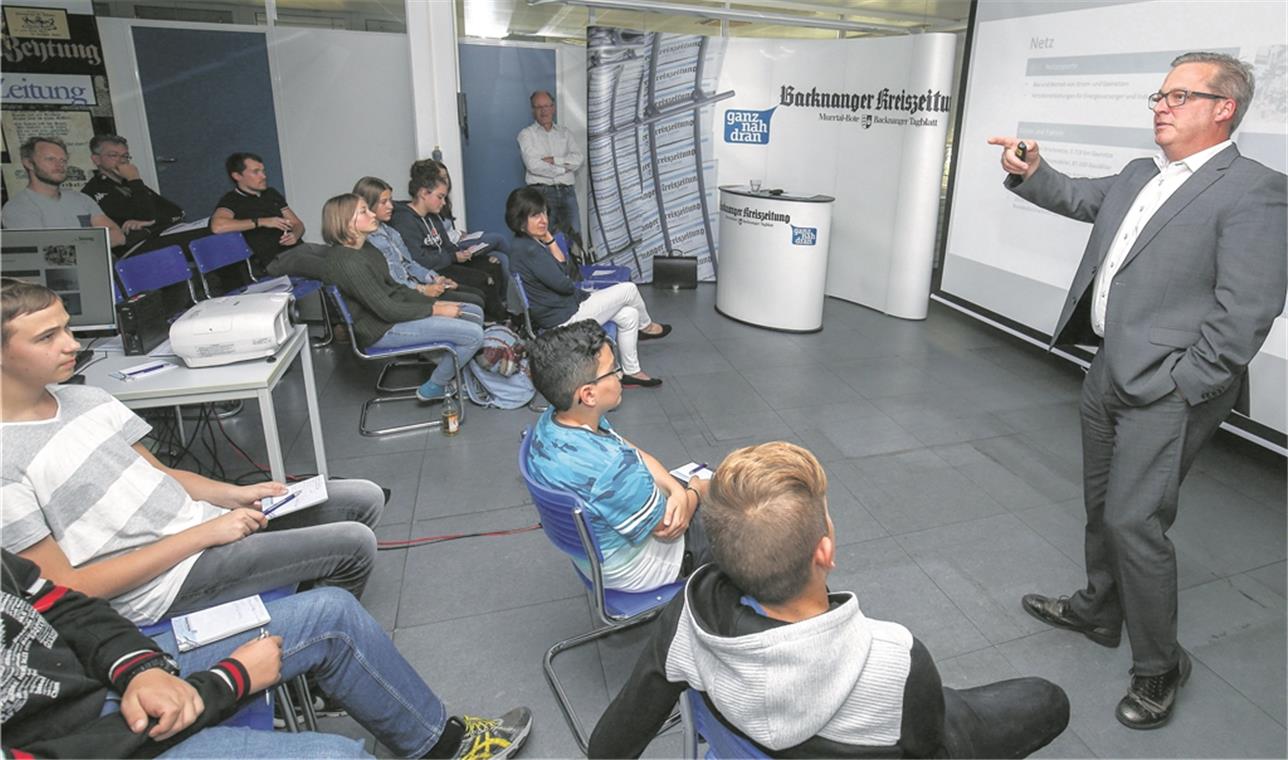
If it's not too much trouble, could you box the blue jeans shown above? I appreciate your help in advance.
[369,305,485,386]
[162,726,370,758]
[151,587,449,758]
[531,184,580,236]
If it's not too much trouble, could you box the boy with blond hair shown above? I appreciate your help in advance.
[589,442,1070,758]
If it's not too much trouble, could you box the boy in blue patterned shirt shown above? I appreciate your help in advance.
[527,320,709,592]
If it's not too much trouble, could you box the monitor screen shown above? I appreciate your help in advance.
[1,227,117,333]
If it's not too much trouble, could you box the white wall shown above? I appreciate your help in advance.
[268,26,417,240]
[556,45,589,236]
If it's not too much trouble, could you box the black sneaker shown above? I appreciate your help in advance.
[451,707,533,759]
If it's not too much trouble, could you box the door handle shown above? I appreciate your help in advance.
[156,156,178,163]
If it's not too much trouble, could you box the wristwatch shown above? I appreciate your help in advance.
[132,652,182,679]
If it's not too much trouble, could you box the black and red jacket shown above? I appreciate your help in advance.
[1,551,251,759]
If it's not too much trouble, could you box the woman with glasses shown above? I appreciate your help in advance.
[507,186,670,387]
[320,193,484,403]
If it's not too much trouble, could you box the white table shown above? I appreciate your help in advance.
[80,325,327,481]
[716,185,835,332]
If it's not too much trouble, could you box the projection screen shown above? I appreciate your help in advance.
[939,0,1287,449]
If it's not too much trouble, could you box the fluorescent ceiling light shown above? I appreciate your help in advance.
[528,0,911,34]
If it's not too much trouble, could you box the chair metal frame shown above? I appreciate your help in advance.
[188,232,333,347]
[517,428,683,753]
[325,285,465,437]
[511,272,617,345]
[137,586,318,733]
[680,690,769,760]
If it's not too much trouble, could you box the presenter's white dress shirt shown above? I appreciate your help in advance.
[518,121,583,187]
[1091,139,1232,337]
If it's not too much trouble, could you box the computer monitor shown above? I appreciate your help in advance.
[1,227,117,333]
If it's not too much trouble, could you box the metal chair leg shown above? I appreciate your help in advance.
[291,675,319,731]
[358,351,462,437]
[359,394,442,437]
[274,683,301,732]
[310,291,334,348]
[376,358,437,393]
[543,609,669,755]
[680,691,699,760]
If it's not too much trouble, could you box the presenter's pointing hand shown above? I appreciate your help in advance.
[987,136,1040,180]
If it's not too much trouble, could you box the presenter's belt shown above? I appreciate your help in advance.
[528,183,575,190]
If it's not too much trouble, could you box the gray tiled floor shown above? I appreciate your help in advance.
[242,285,1284,758]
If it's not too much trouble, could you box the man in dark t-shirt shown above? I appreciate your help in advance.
[210,152,305,272]
[82,135,185,256]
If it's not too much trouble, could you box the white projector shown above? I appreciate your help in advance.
[170,293,293,368]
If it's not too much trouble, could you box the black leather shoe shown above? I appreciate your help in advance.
[639,323,672,341]
[621,373,662,387]
[1021,593,1120,647]
[1116,649,1191,730]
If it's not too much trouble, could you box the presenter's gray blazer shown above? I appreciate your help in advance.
[1010,145,1287,407]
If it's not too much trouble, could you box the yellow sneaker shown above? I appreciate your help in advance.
[451,707,533,759]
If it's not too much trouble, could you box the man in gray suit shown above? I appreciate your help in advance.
[989,52,1286,730]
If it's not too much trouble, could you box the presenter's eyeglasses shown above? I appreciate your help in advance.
[1147,89,1228,109]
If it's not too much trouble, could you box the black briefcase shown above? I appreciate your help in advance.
[652,252,698,290]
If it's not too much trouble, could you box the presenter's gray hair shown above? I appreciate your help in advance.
[1171,52,1254,133]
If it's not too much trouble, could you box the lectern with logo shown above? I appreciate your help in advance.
[715,185,835,332]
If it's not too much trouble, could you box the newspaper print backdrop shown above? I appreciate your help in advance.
[587,28,729,282]
[1,5,116,200]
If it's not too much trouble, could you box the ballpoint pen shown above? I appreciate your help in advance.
[262,492,296,517]
[116,362,172,380]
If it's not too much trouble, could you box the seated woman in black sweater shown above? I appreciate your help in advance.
[320,192,484,402]
[389,171,509,322]
[506,187,669,387]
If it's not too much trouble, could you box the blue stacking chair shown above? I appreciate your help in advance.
[188,232,332,346]
[113,245,200,318]
[517,427,683,753]
[135,586,317,732]
[325,285,465,436]
[510,272,617,345]
[681,690,770,760]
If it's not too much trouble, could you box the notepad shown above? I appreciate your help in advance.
[241,275,293,295]
[458,230,484,242]
[172,595,271,652]
[670,462,715,482]
[261,475,329,520]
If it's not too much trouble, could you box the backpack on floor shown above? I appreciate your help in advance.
[461,325,535,409]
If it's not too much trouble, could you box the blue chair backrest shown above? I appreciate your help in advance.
[325,285,357,328]
[114,245,192,297]
[517,428,598,563]
[188,232,254,275]
[687,690,770,759]
[554,231,571,258]
[511,273,531,310]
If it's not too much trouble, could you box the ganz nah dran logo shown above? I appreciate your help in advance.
[724,107,775,144]
[791,225,818,246]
